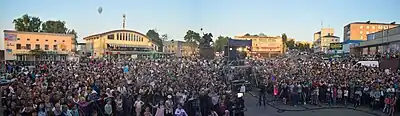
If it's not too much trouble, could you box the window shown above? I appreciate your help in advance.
[372,26,375,29]
[35,44,40,49]
[134,35,137,41]
[107,34,115,40]
[379,26,383,29]
[360,26,363,29]
[45,39,48,42]
[53,45,57,50]
[45,45,49,50]
[26,44,31,50]
[124,33,127,41]
[367,26,369,29]
[62,40,65,42]
[117,33,120,40]
[16,44,21,49]
[54,40,57,42]
[360,31,363,34]
[27,38,30,41]
[17,38,20,40]
[36,39,39,41]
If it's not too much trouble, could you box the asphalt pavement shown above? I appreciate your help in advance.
[243,92,388,116]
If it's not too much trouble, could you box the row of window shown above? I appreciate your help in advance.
[18,38,66,42]
[108,33,144,42]
[360,25,389,30]
[15,44,65,51]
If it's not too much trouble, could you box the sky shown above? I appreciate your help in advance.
[1,0,399,49]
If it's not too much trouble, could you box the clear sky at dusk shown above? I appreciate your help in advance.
[1,0,399,48]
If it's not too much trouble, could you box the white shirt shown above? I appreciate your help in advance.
[175,108,188,116]
[240,85,246,93]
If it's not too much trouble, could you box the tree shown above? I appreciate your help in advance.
[146,29,163,52]
[13,14,42,32]
[41,20,68,33]
[184,30,201,44]
[213,36,230,52]
[67,29,78,52]
[259,33,266,37]
[184,30,201,55]
[286,39,295,49]
[244,33,251,36]
[282,33,288,52]
[161,34,168,41]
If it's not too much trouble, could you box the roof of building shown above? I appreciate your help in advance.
[314,31,321,34]
[83,29,148,40]
[349,22,399,25]
[3,30,75,37]
[323,35,340,38]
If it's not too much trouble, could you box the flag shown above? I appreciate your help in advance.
[4,34,17,41]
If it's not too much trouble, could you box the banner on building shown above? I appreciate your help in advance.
[329,43,343,50]
[4,34,17,41]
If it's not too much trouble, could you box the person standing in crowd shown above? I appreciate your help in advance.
[174,104,188,116]
[134,96,144,116]
[258,83,267,107]
[165,95,174,116]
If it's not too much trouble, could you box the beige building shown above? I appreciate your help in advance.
[234,35,283,58]
[163,40,197,57]
[3,30,75,61]
[313,28,339,53]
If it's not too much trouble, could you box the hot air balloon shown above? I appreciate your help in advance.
[98,7,103,14]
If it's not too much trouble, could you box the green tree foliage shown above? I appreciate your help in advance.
[13,14,42,32]
[286,39,295,49]
[184,30,201,44]
[41,20,68,33]
[161,34,168,41]
[213,36,230,52]
[244,33,251,36]
[282,33,288,52]
[146,29,163,52]
[13,14,78,48]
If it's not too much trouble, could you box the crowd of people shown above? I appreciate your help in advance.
[1,50,400,116]
[254,51,400,116]
[1,58,247,116]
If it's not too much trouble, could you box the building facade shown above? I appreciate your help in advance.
[83,29,164,58]
[234,35,283,58]
[313,28,337,53]
[352,26,400,55]
[3,30,75,61]
[163,40,198,57]
[343,21,398,42]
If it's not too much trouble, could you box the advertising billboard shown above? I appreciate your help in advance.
[329,43,343,50]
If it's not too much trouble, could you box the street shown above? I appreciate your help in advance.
[243,93,386,116]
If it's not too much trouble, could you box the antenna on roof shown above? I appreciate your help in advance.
[122,14,126,30]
